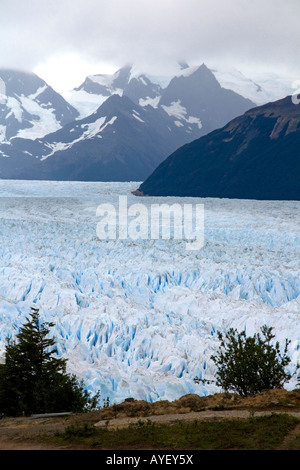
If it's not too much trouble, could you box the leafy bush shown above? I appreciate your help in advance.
[210,325,293,397]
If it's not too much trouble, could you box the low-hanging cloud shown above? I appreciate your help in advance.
[1,0,299,81]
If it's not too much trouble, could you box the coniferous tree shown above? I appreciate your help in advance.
[0,307,99,416]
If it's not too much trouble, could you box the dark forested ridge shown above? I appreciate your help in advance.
[137,96,300,201]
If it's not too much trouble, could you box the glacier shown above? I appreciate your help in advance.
[0,180,299,405]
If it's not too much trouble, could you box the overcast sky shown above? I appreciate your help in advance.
[0,0,299,91]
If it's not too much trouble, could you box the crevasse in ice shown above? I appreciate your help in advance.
[0,180,299,404]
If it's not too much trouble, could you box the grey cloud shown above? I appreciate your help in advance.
[0,0,299,78]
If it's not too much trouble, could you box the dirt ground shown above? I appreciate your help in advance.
[1,389,300,450]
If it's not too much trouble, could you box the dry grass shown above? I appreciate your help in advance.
[1,389,300,450]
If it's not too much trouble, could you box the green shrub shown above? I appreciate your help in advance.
[210,325,293,397]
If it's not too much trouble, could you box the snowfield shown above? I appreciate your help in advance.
[0,180,299,404]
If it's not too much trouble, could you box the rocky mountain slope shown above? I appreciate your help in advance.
[0,93,206,181]
[0,63,257,181]
[136,95,300,200]
[0,69,79,142]
[1,63,297,183]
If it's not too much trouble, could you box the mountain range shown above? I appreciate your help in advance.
[0,63,297,183]
[136,95,300,201]
[63,62,296,116]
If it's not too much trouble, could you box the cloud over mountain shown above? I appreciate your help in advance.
[0,0,299,91]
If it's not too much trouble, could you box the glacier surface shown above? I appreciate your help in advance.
[0,180,299,404]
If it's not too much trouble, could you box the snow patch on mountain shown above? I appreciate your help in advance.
[16,95,62,139]
[0,77,6,99]
[41,115,118,160]
[62,89,109,119]
[0,70,79,143]
[139,96,160,108]
[161,100,202,129]
[6,96,23,123]
[211,67,297,105]
[89,73,119,89]
[0,125,7,144]
[132,111,145,123]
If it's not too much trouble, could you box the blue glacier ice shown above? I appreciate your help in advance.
[0,180,299,405]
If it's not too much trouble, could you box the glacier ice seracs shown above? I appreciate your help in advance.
[0,180,299,404]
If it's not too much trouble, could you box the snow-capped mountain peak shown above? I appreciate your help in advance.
[210,66,297,105]
[1,62,298,183]
[0,69,79,143]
